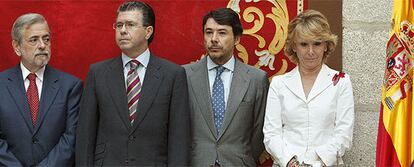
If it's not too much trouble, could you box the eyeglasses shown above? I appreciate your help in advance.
[113,21,142,30]
[25,36,51,46]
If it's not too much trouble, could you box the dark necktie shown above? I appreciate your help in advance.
[126,60,142,124]
[27,73,39,126]
[212,66,226,135]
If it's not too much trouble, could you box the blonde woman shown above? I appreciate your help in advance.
[263,10,354,167]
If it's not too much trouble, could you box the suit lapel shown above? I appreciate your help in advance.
[307,64,334,101]
[217,60,250,140]
[282,65,334,103]
[282,67,307,103]
[6,66,33,133]
[34,66,60,133]
[188,57,217,139]
[131,55,162,133]
[106,57,131,130]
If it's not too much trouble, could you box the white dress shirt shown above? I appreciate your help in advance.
[263,64,355,167]
[21,63,45,99]
[207,55,235,109]
[122,49,150,89]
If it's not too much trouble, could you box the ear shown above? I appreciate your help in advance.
[12,40,21,56]
[234,35,240,45]
[145,26,154,40]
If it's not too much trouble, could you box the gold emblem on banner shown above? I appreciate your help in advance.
[227,0,290,78]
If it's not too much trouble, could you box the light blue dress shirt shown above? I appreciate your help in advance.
[121,49,150,89]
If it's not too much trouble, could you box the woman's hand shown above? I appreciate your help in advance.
[287,155,300,167]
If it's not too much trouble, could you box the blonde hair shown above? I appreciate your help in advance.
[284,9,338,63]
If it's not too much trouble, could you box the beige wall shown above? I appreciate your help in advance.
[342,0,392,166]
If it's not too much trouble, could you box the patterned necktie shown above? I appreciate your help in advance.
[27,73,39,126]
[212,66,226,135]
[126,60,142,124]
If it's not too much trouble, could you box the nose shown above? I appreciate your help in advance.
[211,32,218,43]
[38,40,46,50]
[120,24,128,34]
[308,45,315,54]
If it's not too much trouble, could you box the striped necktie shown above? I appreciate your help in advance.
[126,60,142,124]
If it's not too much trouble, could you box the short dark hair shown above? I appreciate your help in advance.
[117,1,155,44]
[202,8,243,37]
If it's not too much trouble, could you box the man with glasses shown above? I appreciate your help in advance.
[0,13,82,166]
[76,1,190,166]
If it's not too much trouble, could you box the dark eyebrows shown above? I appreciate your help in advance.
[28,34,50,39]
[204,28,229,32]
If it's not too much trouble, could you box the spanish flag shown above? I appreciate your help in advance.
[376,0,414,166]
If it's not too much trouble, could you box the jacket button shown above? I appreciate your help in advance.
[129,136,135,140]
[32,138,38,144]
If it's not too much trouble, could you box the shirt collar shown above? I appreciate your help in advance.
[122,48,150,68]
[20,63,45,82]
[207,55,235,72]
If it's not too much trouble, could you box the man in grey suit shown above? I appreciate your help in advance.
[184,8,269,166]
[0,13,82,166]
[75,1,190,166]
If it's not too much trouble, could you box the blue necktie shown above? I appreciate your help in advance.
[212,66,226,135]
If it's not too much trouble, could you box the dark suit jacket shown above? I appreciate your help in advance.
[184,57,269,166]
[0,65,83,167]
[75,54,190,166]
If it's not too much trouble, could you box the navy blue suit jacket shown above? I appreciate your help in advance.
[0,65,82,167]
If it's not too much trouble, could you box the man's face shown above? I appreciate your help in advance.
[203,18,240,65]
[12,22,51,72]
[115,10,153,57]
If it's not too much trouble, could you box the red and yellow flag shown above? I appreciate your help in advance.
[377,0,414,166]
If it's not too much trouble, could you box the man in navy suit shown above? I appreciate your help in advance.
[76,1,190,166]
[0,13,82,166]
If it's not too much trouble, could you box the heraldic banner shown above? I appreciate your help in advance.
[0,0,304,81]
[376,0,414,166]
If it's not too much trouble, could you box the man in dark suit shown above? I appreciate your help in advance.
[184,8,269,166]
[0,13,82,166]
[75,1,190,166]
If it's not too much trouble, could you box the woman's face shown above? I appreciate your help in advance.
[294,37,327,71]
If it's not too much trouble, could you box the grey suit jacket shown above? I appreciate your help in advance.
[0,65,82,167]
[184,57,269,166]
[76,55,191,166]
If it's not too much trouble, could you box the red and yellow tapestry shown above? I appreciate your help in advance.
[0,0,304,80]
[377,0,414,166]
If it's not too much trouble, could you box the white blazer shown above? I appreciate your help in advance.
[263,64,354,167]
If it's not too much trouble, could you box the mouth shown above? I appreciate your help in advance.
[209,47,222,51]
[35,53,48,57]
